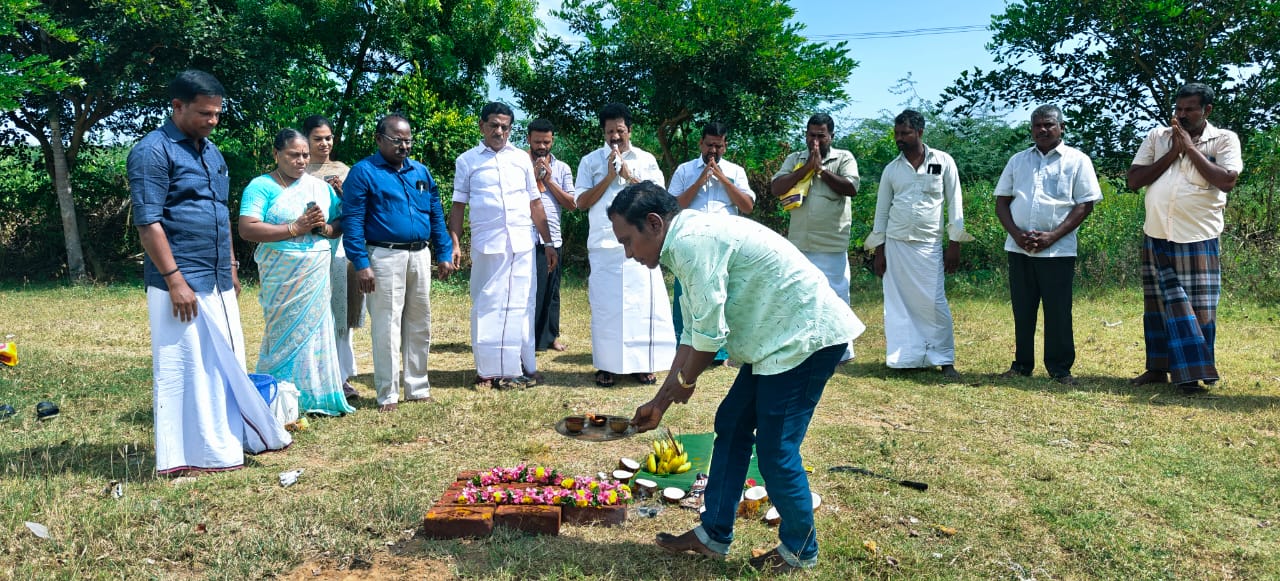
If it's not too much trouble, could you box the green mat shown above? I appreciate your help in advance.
[633,432,764,492]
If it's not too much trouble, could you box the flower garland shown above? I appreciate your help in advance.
[459,463,633,507]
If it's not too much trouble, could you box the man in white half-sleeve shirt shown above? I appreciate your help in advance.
[449,102,557,390]
[667,121,754,367]
[574,102,676,388]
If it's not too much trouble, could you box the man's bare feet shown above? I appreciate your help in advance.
[1129,370,1169,386]
[552,340,567,352]
[378,403,398,413]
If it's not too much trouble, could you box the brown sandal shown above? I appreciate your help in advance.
[594,370,615,387]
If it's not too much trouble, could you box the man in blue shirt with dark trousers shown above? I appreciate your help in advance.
[343,114,456,412]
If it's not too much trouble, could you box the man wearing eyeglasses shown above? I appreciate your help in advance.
[448,102,557,390]
[342,114,456,412]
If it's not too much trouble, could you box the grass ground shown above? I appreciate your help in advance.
[1,274,1278,580]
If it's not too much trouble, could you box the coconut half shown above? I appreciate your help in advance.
[763,506,781,525]
[618,457,641,472]
[662,487,687,503]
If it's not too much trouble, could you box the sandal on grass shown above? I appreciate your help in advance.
[594,370,615,387]
[632,372,657,385]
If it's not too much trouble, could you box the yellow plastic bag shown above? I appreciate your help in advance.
[778,161,814,212]
[0,342,16,367]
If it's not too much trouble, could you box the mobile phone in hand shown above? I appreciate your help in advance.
[306,201,323,235]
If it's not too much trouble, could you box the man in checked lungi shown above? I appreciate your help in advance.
[1126,83,1242,394]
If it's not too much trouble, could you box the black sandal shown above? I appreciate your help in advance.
[594,370,615,387]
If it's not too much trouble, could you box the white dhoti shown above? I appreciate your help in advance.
[883,238,955,367]
[148,287,291,475]
[800,250,855,361]
[471,248,535,378]
[588,246,676,374]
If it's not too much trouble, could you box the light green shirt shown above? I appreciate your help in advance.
[773,147,859,253]
[660,210,865,375]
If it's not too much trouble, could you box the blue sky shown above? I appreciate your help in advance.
[522,0,1015,123]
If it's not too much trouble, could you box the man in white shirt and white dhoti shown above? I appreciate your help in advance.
[866,110,973,379]
[449,102,557,390]
[574,103,676,387]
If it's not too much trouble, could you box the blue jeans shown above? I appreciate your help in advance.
[672,279,728,362]
[695,343,845,565]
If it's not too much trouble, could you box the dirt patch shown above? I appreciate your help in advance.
[279,554,456,581]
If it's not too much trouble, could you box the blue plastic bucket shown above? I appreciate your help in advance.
[249,373,277,404]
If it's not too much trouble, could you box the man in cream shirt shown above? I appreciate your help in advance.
[1126,83,1242,393]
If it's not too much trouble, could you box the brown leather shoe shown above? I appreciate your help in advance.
[654,530,724,560]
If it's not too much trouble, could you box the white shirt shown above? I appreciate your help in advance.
[453,142,540,254]
[575,144,664,249]
[865,145,973,249]
[994,143,1103,258]
[1132,122,1242,242]
[667,157,754,216]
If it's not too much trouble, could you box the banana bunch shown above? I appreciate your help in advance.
[644,430,692,475]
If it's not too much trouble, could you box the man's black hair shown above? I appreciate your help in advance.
[1176,83,1214,108]
[528,118,556,134]
[599,103,632,129]
[169,70,225,102]
[894,110,925,132]
[807,113,835,134]
[480,102,515,123]
[607,181,680,231]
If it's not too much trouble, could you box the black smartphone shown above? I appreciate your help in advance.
[306,201,323,235]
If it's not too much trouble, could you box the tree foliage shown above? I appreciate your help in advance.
[943,0,1280,173]
[500,0,856,172]
[0,0,540,281]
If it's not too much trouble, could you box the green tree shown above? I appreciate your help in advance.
[943,0,1280,173]
[1,0,247,281]
[500,0,856,172]
[237,0,540,173]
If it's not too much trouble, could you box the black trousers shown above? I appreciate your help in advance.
[534,244,563,351]
[1007,252,1076,377]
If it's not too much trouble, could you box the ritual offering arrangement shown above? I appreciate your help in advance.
[423,463,635,539]
[555,413,636,441]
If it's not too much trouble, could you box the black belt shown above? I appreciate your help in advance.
[367,240,428,251]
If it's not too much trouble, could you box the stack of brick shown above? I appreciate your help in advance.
[421,471,628,539]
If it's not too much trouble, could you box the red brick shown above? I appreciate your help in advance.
[421,505,494,539]
[456,470,484,482]
[495,505,561,536]
[562,504,627,527]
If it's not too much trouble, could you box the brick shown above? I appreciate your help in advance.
[495,505,561,536]
[421,505,494,539]
[562,504,627,527]
[456,470,484,482]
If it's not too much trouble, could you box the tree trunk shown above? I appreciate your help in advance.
[47,98,88,282]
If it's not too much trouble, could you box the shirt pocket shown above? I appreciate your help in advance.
[919,173,943,194]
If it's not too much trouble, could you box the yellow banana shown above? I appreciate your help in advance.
[645,453,657,473]
[674,462,692,474]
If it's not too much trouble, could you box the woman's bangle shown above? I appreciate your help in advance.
[160,267,180,278]
[231,261,240,268]
[287,222,297,237]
